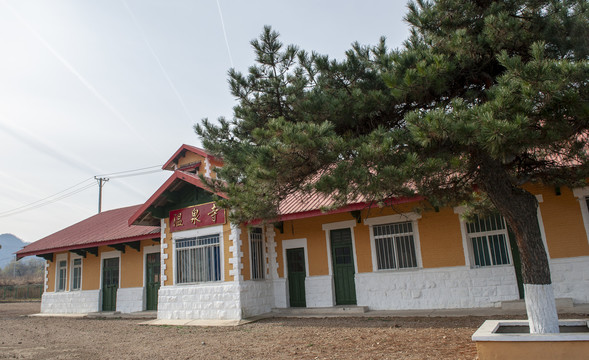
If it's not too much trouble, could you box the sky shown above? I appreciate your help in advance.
[0,0,411,247]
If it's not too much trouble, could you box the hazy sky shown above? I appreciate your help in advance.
[0,0,410,246]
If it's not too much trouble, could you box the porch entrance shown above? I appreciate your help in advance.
[286,248,306,307]
[102,257,119,311]
[330,229,357,305]
[145,252,160,311]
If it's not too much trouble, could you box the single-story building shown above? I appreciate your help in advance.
[17,144,589,320]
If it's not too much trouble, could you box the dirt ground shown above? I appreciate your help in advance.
[0,302,577,360]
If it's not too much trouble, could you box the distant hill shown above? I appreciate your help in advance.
[0,233,29,268]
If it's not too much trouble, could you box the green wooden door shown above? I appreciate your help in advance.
[145,253,160,310]
[287,248,306,307]
[102,258,119,312]
[331,229,357,305]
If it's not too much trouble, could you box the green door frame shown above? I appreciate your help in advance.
[330,228,357,305]
[286,247,307,307]
[102,257,119,312]
[145,252,160,311]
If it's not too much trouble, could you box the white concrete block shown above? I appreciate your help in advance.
[305,275,334,307]
[356,266,519,310]
[550,257,589,304]
[116,287,144,313]
[41,290,100,314]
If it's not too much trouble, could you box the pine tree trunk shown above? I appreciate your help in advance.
[476,154,559,334]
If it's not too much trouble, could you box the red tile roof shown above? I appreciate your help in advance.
[16,205,159,259]
[275,190,422,222]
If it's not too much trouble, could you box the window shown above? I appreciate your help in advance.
[71,258,82,291]
[373,221,418,270]
[176,234,221,283]
[249,228,265,280]
[466,214,511,267]
[57,260,67,292]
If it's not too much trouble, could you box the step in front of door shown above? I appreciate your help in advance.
[272,306,368,316]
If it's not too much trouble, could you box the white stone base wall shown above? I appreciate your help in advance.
[41,290,100,314]
[551,256,589,304]
[157,282,242,320]
[356,265,519,310]
[116,287,144,313]
[272,278,288,308]
[240,280,273,317]
[305,275,334,307]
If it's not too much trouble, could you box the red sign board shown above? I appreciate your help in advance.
[169,202,226,232]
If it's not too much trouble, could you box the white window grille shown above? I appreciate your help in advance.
[71,258,82,291]
[249,227,265,280]
[373,221,418,270]
[466,214,511,267]
[57,260,67,291]
[176,234,221,284]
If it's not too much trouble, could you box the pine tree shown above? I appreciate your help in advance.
[197,0,589,333]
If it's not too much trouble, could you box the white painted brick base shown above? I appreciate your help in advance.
[240,280,273,317]
[116,287,144,313]
[305,275,334,307]
[356,266,519,310]
[40,257,589,317]
[157,282,242,320]
[41,290,100,314]
[158,280,275,320]
[551,256,589,304]
[272,278,287,308]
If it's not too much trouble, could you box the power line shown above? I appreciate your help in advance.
[0,177,94,216]
[0,183,97,218]
[108,169,162,179]
[0,165,164,218]
[95,165,162,177]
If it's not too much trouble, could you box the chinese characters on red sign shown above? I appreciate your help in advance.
[169,202,225,232]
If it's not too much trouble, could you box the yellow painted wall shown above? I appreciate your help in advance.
[525,184,589,258]
[118,239,160,288]
[48,238,161,291]
[209,158,223,179]
[274,202,469,278]
[419,208,466,268]
[353,210,373,273]
[120,246,142,288]
[476,340,589,360]
[275,211,358,277]
[177,152,205,169]
[82,252,100,291]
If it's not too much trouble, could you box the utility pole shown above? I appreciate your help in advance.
[95,176,109,213]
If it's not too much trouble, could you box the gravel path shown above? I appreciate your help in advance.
[0,302,567,359]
